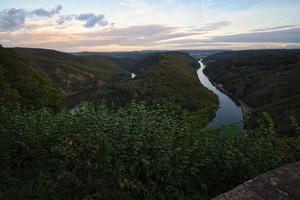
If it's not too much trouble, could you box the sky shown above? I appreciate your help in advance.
[0,0,300,52]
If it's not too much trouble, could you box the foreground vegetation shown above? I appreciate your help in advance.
[203,50,300,134]
[1,102,299,199]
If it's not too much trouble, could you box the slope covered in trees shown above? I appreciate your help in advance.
[0,46,64,110]
[5,47,218,126]
[14,48,130,95]
[89,52,218,111]
[203,50,300,134]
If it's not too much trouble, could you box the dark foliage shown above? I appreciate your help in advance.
[0,46,64,110]
[0,102,299,199]
[91,53,218,111]
[14,47,130,95]
[203,50,300,134]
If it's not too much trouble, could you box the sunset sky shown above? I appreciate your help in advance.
[1,0,300,52]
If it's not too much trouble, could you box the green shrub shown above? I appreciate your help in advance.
[0,102,299,199]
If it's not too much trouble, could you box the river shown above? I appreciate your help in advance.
[197,60,244,130]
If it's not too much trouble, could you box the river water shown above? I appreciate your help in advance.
[197,60,244,130]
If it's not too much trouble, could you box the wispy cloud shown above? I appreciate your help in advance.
[0,22,230,51]
[212,27,300,43]
[251,25,299,32]
[170,26,300,44]
[191,21,231,32]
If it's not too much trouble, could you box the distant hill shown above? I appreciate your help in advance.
[203,49,300,134]
[73,49,227,58]
[0,46,64,110]
[77,52,218,110]
[14,48,130,95]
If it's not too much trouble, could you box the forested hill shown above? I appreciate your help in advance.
[203,49,300,134]
[14,47,130,95]
[81,52,218,111]
[0,46,64,110]
[4,47,217,112]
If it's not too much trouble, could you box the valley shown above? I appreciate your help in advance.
[197,60,244,130]
[203,50,300,135]
[1,46,299,199]
[1,1,300,199]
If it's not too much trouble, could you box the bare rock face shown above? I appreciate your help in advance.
[212,161,300,200]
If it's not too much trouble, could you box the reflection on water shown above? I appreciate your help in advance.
[197,60,244,130]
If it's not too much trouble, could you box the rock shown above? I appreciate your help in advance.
[212,161,300,200]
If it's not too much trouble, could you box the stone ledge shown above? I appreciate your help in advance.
[212,161,300,200]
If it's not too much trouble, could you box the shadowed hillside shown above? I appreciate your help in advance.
[0,46,64,110]
[81,52,218,111]
[10,47,217,113]
[203,50,300,134]
[14,48,131,95]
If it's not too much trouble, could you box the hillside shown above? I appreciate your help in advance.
[82,52,218,111]
[0,46,64,110]
[14,48,130,95]
[10,47,217,114]
[203,50,300,134]
[73,49,226,58]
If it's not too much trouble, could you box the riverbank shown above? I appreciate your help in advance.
[215,82,253,119]
[209,79,253,120]
[200,59,253,121]
[197,60,244,129]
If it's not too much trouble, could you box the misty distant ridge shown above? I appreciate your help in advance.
[72,49,229,58]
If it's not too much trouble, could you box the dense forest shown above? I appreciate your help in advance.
[0,46,64,110]
[1,46,300,199]
[91,53,218,110]
[14,48,131,95]
[14,48,219,126]
[203,50,300,135]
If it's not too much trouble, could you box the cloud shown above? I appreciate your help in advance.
[0,8,27,30]
[0,21,236,50]
[251,25,299,32]
[0,5,62,31]
[192,21,231,32]
[211,27,300,43]
[57,13,109,28]
[74,24,203,46]
[32,5,62,17]
[0,24,197,49]
[155,26,300,48]
[56,15,75,25]
[76,13,108,28]
[0,5,109,30]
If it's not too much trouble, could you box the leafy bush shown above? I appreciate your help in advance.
[0,102,299,199]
